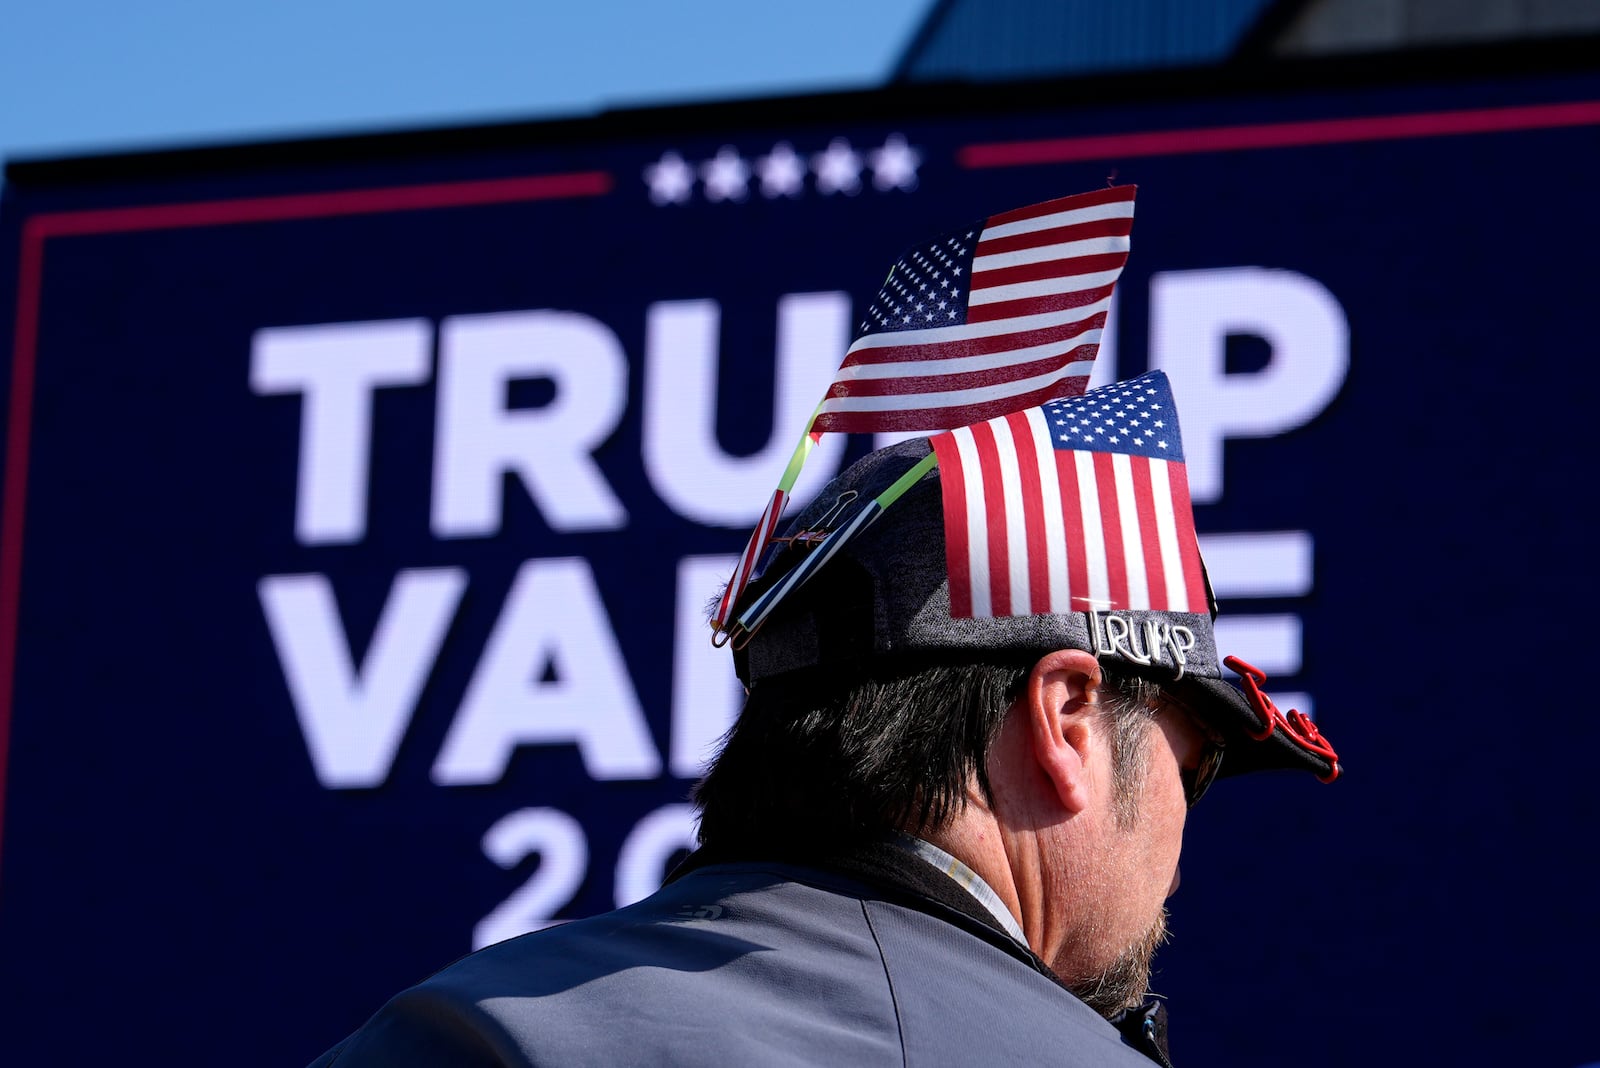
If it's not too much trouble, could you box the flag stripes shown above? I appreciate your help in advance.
[715,487,787,625]
[930,375,1204,620]
[826,341,1101,396]
[840,292,1115,357]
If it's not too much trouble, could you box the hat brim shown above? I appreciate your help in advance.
[1171,674,1340,781]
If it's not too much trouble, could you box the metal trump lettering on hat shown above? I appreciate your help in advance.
[711,185,1340,785]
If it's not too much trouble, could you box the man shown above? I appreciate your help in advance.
[310,371,1340,1067]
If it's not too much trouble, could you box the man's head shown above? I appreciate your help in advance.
[693,642,1207,1014]
[699,371,1338,1014]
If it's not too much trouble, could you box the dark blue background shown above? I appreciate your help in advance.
[1,59,1596,1067]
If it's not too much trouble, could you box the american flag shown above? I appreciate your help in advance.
[812,184,1135,435]
[711,185,1135,635]
[928,370,1208,619]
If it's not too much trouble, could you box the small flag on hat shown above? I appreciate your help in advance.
[712,185,1137,637]
[815,183,1136,434]
[929,370,1206,620]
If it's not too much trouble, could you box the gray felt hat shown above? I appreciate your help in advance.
[734,437,1340,782]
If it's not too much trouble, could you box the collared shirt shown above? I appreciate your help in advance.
[889,833,1029,945]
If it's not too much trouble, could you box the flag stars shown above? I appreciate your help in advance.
[858,216,980,337]
[1036,375,1179,460]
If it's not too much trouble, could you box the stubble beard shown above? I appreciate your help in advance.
[1063,905,1171,1018]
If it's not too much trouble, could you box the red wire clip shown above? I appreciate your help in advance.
[1222,655,1341,784]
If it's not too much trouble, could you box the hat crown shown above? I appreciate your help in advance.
[739,372,1221,687]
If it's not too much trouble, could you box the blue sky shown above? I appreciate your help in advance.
[0,0,932,166]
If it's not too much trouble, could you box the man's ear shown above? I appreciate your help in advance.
[1024,649,1103,815]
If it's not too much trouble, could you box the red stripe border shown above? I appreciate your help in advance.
[0,168,613,882]
[958,99,1600,169]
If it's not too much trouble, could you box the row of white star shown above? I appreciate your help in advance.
[643,135,922,205]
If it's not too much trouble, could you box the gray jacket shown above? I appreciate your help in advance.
[310,850,1166,1066]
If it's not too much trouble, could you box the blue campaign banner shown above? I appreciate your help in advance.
[1,45,1596,1066]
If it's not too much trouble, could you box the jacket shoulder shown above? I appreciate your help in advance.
[308,862,1156,1067]
[308,865,901,1067]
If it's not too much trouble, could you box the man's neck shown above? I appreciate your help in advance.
[919,810,1030,946]
[888,833,1028,945]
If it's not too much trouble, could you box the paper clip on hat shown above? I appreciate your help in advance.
[712,185,1339,785]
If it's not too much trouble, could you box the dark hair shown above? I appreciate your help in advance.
[694,655,1161,853]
